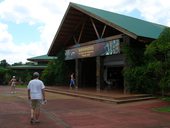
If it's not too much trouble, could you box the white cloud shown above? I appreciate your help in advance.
[134,0,170,25]
[0,0,65,64]
[0,22,46,64]
[0,23,13,44]
[0,0,170,64]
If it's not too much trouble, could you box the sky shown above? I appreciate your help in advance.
[0,0,170,64]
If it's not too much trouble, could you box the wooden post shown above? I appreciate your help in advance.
[122,35,130,94]
[96,56,103,91]
[75,59,82,89]
[75,59,79,89]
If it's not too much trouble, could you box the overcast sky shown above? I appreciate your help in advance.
[0,0,170,64]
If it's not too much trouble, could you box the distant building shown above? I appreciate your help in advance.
[27,54,57,66]
[9,54,57,84]
[10,55,57,71]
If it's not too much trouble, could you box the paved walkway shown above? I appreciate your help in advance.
[0,86,170,128]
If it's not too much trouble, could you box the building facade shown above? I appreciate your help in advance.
[48,3,166,93]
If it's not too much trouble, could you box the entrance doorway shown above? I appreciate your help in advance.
[104,66,124,90]
[81,57,96,88]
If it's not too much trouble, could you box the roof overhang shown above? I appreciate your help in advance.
[27,55,57,62]
[48,2,166,56]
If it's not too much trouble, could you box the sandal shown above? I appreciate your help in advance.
[35,120,40,123]
[30,118,35,124]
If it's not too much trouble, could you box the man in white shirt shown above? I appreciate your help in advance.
[27,72,46,124]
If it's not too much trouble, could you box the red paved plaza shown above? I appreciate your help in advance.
[0,86,169,128]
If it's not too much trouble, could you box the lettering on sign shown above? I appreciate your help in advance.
[65,39,120,60]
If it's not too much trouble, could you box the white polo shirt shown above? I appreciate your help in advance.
[27,79,45,100]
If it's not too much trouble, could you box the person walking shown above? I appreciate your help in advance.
[69,73,75,89]
[9,76,16,93]
[27,72,46,124]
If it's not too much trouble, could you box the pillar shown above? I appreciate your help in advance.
[96,56,104,91]
[75,59,82,89]
[122,35,130,94]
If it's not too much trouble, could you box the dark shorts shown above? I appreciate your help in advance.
[70,79,75,86]
[31,99,41,109]
[11,82,16,86]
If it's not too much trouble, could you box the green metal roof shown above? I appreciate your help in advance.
[48,3,169,56]
[71,3,167,39]
[9,65,47,70]
[27,55,57,62]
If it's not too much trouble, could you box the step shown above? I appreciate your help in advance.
[45,87,151,99]
[45,88,118,103]
[45,88,156,104]
[116,96,156,104]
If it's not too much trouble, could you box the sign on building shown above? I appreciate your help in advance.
[65,39,120,60]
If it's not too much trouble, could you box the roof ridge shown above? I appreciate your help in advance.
[69,2,166,39]
[70,2,166,28]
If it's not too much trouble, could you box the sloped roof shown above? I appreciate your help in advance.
[48,2,167,56]
[72,3,165,39]
[27,55,57,62]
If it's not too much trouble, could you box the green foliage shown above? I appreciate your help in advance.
[0,67,8,74]
[0,59,9,68]
[16,84,27,88]
[0,60,38,85]
[18,70,32,84]
[122,40,147,93]
[145,28,170,57]
[41,50,72,85]
[0,67,9,84]
[41,60,59,85]
[123,65,159,93]
[145,28,170,95]
[12,62,23,66]
[123,28,170,95]
[122,42,145,67]
[0,60,10,84]
[161,97,170,102]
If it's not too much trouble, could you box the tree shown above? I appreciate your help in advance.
[0,59,9,68]
[122,40,146,93]
[41,50,73,85]
[145,27,170,96]
[0,60,10,85]
[123,28,170,95]
[12,62,23,66]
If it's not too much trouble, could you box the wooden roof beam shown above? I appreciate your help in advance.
[90,18,100,39]
[77,21,85,43]
[101,25,107,38]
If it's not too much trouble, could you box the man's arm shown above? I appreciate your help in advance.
[42,89,46,101]
[28,89,31,100]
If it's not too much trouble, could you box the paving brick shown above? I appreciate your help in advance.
[0,86,170,128]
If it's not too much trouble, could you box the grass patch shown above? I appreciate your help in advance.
[161,97,170,102]
[16,84,27,88]
[152,97,170,113]
[153,106,170,113]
